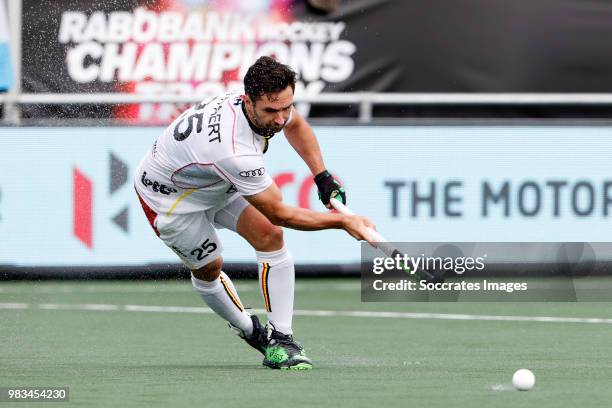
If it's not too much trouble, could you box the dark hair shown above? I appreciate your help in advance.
[244,56,297,103]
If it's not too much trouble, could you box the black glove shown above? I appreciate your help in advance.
[314,170,346,206]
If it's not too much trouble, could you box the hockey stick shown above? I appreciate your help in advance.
[330,197,438,282]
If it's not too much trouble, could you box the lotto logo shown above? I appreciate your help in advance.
[140,171,178,195]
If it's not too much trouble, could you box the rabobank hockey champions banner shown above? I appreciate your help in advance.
[22,0,355,123]
[21,0,612,122]
[1,125,612,267]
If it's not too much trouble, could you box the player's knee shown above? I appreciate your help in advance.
[256,224,284,251]
[192,257,223,281]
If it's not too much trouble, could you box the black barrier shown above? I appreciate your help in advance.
[0,263,361,280]
[3,259,612,281]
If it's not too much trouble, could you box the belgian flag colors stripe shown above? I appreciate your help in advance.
[220,275,244,312]
[261,262,271,312]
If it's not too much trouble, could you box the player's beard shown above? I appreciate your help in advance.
[252,110,286,134]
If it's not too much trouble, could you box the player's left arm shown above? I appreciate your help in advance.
[283,108,347,208]
[283,108,325,175]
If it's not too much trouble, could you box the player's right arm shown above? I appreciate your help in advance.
[244,183,376,242]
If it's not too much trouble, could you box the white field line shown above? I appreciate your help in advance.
[0,302,30,309]
[0,283,359,294]
[1,302,612,325]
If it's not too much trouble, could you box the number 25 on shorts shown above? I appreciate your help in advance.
[190,239,218,261]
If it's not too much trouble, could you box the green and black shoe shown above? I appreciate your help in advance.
[263,323,313,370]
[229,315,268,355]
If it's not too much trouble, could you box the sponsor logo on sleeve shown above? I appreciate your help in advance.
[239,167,265,178]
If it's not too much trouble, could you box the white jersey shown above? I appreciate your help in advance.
[135,88,287,215]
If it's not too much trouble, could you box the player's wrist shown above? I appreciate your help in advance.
[338,214,350,230]
[314,169,331,184]
[314,170,347,206]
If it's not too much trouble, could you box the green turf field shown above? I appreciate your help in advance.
[2,278,612,407]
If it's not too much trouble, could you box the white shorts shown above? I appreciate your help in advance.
[138,195,250,270]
